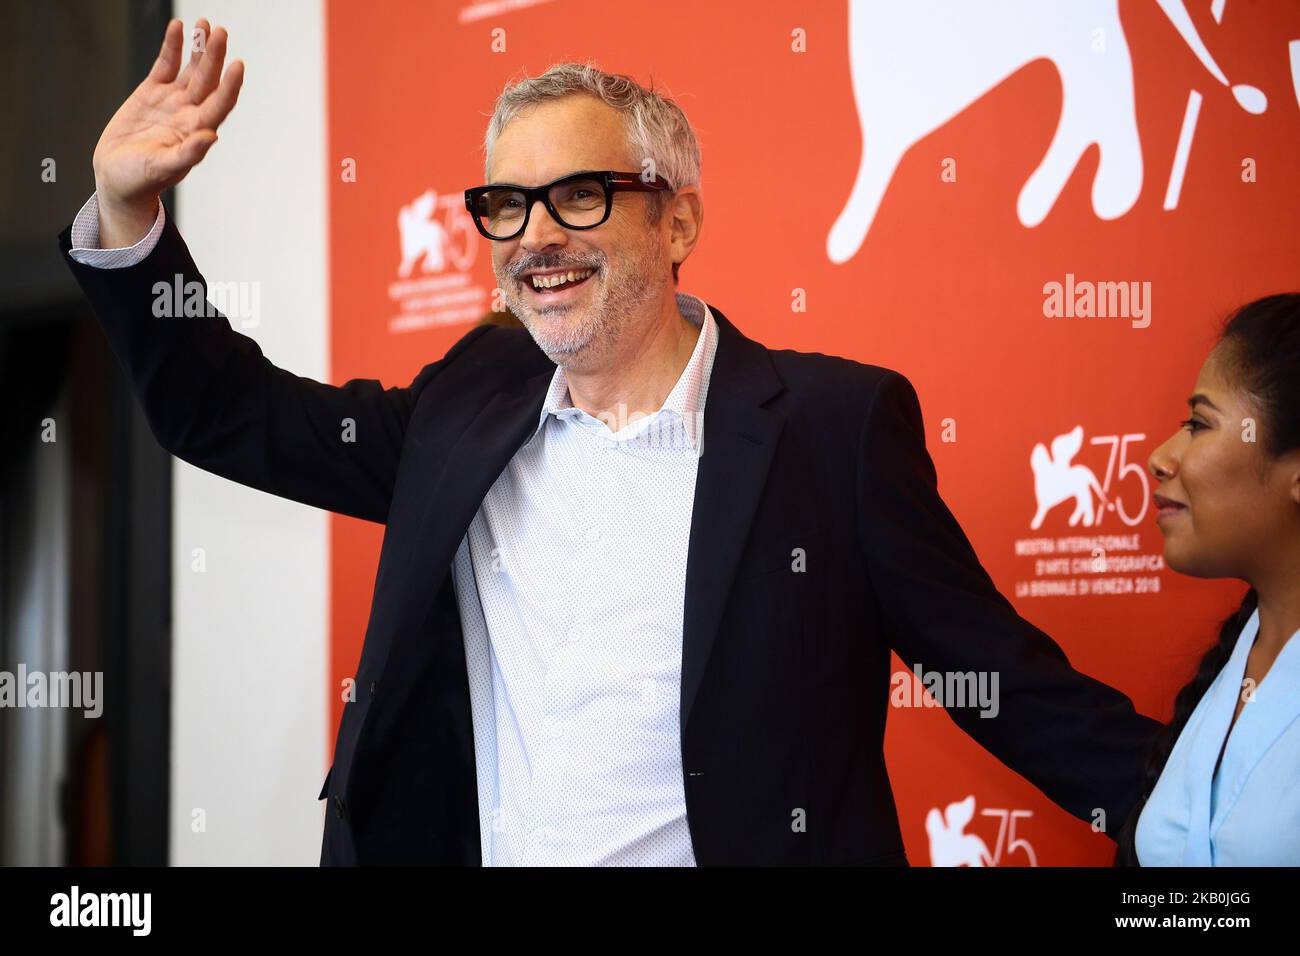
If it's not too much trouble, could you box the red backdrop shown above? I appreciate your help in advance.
[325,0,1300,864]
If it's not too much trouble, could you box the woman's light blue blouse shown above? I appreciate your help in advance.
[1136,609,1300,865]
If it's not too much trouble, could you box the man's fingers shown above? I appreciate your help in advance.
[188,26,228,103]
[172,129,219,176]
[141,129,216,188]
[197,59,245,132]
[177,18,211,88]
[146,18,184,84]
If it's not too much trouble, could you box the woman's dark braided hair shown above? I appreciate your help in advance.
[1114,293,1300,866]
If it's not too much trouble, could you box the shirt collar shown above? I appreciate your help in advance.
[529,291,718,450]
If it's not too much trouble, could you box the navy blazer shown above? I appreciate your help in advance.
[60,213,1161,865]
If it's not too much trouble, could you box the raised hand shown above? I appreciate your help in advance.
[91,18,244,246]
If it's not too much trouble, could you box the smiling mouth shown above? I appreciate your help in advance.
[525,268,596,295]
[1154,495,1188,521]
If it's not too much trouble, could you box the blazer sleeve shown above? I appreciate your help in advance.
[856,368,1162,836]
[58,211,492,524]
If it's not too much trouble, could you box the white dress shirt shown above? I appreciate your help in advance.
[69,192,718,865]
[455,295,715,866]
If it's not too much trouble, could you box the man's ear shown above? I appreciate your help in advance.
[668,186,702,276]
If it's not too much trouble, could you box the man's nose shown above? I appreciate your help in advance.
[1148,432,1181,482]
[519,197,568,251]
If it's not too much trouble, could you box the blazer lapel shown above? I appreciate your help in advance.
[1209,621,1300,840]
[1181,608,1257,866]
[680,306,785,733]
[376,363,554,687]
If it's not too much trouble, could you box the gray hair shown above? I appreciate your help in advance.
[483,61,702,282]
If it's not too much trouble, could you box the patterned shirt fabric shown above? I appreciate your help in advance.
[454,293,716,865]
[69,192,167,268]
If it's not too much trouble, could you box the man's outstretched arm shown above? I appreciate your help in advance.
[60,211,489,523]
[61,16,488,523]
[856,369,1162,838]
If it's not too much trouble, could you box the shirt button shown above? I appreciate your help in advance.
[563,626,583,646]
[583,525,601,542]
[543,717,563,740]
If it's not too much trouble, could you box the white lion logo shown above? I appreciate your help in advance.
[1030,425,1108,530]
[927,795,994,867]
[829,0,1269,264]
[397,189,448,277]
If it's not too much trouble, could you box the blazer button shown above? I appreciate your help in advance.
[333,795,346,819]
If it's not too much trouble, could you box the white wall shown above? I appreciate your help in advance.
[170,0,328,865]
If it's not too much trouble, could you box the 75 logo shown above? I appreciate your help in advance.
[1029,426,1149,529]
[926,795,1038,867]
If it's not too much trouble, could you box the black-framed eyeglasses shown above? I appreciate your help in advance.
[464,170,672,241]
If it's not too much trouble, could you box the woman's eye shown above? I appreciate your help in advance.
[1180,418,1206,432]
